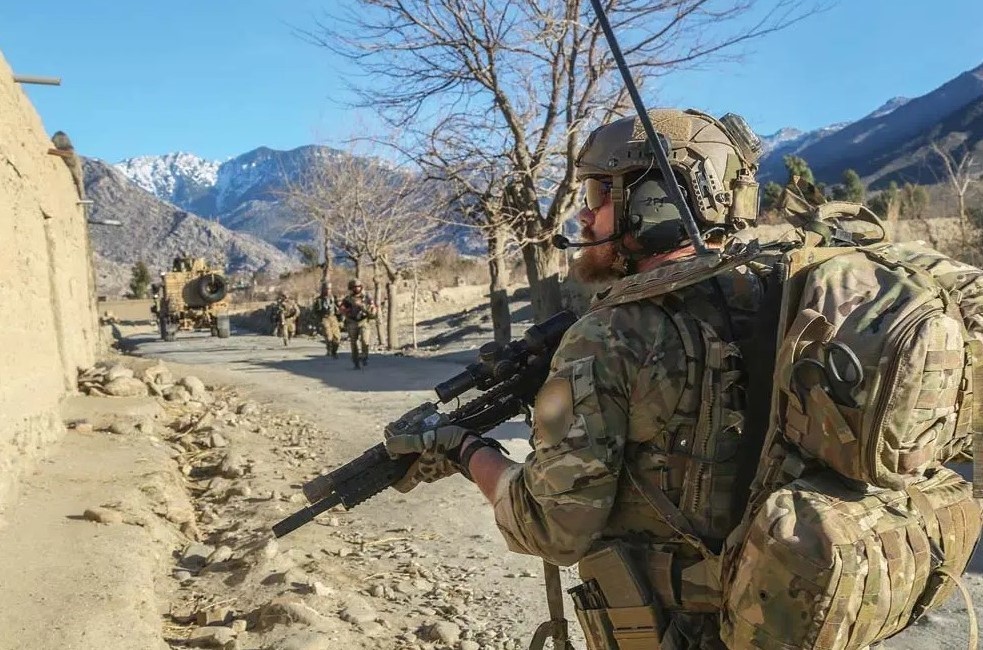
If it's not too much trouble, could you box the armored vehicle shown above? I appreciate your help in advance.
[152,256,231,341]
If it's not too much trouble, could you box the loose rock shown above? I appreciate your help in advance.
[103,377,148,397]
[181,543,216,571]
[105,364,135,382]
[197,606,233,626]
[417,620,461,644]
[180,375,209,400]
[188,626,236,648]
[207,546,234,565]
[83,507,123,524]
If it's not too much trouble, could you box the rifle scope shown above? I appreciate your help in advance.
[434,310,577,403]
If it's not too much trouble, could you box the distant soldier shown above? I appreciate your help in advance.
[339,279,376,369]
[312,284,341,358]
[273,292,301,345]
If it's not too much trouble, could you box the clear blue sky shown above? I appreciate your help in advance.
[3,0,981,163]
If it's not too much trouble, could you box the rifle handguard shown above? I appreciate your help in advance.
[455,435,507,481]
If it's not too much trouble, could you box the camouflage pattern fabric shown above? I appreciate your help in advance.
[721,466,981,650]
[347,321,370,365]
[493,261,766,647]
[773,245,972,488]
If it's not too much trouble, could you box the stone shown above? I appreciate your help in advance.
[338,597,377,625]
[207,546,234,565]
[83,507,123,524]
[105,364,135,382]
[417,620,461,644]
[260,539,279,559]
[197,606,233,626]
[181,543,216,570]
[108,421,138,436]
[71,422,94,434]
[141,362,174,386]
[237,401,259,416]
[210,432,228,448]
[165,386,192,403]
[188,626,236,647]
[180,376,209,399]
[369,584,385,598]
[103,377,148,397]
[173,569,193,582]
[461,642,481,650]
[220,453,247,478]
[311,581,333,597]
[257,596,325,630]
[226,484,251,499]
[230,620,247,634]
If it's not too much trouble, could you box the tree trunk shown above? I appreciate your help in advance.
[958,191,968,240]
[321,228,332,286]
[386,281,398,350]
[488,223,512,345]
[521,239,563,322]
[354,256,362,280]
[412,266,419,350]
[372,263,385,347]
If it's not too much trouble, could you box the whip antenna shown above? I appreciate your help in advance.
[587,0,709,255]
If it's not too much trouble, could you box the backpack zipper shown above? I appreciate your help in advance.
[866,301,941,485]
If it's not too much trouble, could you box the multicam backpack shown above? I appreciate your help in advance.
[718,202,983,649]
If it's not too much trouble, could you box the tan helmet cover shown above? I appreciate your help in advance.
[575,108,762,228]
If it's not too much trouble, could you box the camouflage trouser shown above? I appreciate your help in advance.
[321,317,340,357]
[346,320,369,366]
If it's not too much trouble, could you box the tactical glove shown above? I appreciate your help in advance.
[383,424,473,492]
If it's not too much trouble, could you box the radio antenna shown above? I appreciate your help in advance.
[587,0,709,255]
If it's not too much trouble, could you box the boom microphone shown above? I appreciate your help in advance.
[552,233,620,250]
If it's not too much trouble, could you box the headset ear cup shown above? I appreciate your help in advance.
[628,177,688,253]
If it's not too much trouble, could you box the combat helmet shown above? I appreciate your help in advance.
[575,108,762,254]
[348,279,363,291]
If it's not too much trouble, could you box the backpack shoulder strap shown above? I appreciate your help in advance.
[587,241,766,315]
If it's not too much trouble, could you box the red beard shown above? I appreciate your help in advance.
[570,228,621,283]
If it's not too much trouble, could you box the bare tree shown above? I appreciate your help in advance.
[931,140,979,240]
[304,0,820,321]
[281,150,439,349]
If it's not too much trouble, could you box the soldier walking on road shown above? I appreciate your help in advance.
[312,284,341,359]
[340,279,376,369]
[274,293,301,345]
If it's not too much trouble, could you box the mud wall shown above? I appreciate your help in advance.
[0,52,99,508]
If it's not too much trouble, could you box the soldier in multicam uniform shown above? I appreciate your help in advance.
[273,292,301,343]
[383,108,767,649]
[312,284,341,358]
[381,108,983,650]
[340,279,376,369]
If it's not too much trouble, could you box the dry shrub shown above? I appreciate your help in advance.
[418,243,489,289]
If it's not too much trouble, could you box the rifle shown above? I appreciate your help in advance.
[271,309,578,538]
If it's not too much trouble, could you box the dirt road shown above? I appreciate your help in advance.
[128,326,579,650]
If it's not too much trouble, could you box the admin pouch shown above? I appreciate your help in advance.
[722,467,980,649]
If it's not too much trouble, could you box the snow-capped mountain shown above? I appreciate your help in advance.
[116,152,220,210]
[758,62,983,185]
[864,96,910,120]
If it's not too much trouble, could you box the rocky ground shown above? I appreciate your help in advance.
[1,308,981,649]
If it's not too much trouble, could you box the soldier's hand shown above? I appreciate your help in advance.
[384,425,473,492]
